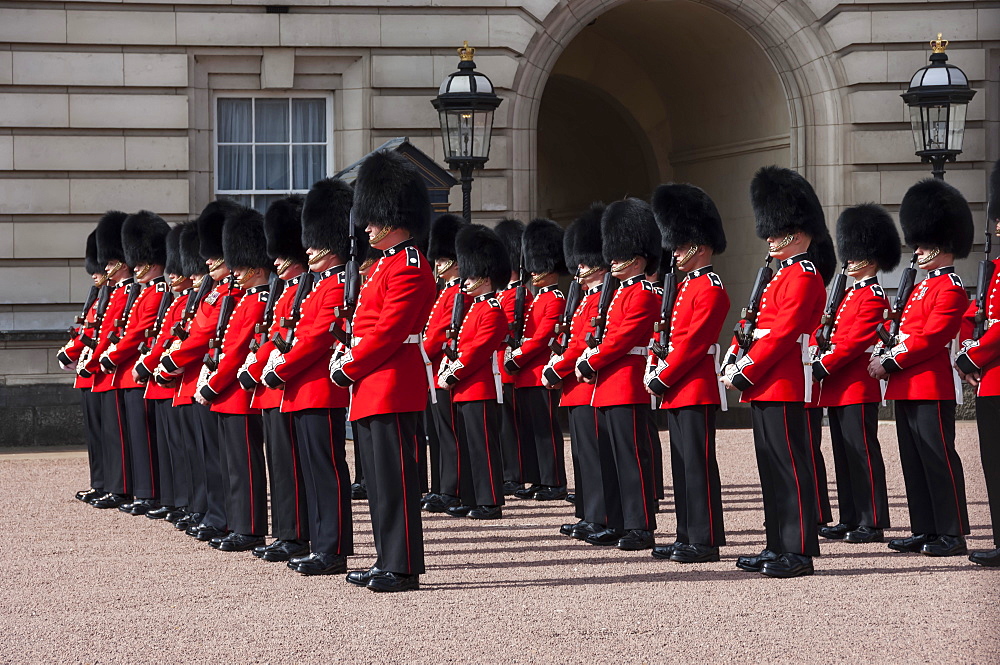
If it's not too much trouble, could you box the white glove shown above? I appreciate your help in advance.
[196,363,213,395]
[262,348,285,377]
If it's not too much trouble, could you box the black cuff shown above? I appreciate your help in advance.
[238,370,258,391]
[160,356,180,374]
[56,351,73,366]
[881,357,903,374]
[99,356,116,372]
[331,369,352,388]
[135,363,153,382]
[154,372,173,386]
[199,384,219,402]
[444,373,459,387]
[262,371,284,390]
[78,367,93,379]
[955,353,980,375]
[811,360,829,381]
[577,359,596,381]
[542,367,563,386]
[731,372,753,392]
[647,376,667,396]
[504,358,520,374]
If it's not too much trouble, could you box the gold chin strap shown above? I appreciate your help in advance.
[192,275,204,288]
[769,234,796,252]
[237,268,258,287]
[847,259,871,272]
[610,257,637,274]
[370,225,394,245]
[436,259,456,278]
[577,265,600,280]
[676,245,699,268]
[208,257,225,273]
[170,274,187,288]
[531,271,552,285]
[96,273,110,287]
[134,264,151,281]
[275,257,293,276]
[105,261,124,280]
[360,257,376,272]
[917,248,941,266]
[464,276,487,293]
[307,248,330,266]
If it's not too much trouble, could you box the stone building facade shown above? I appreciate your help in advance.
[0,0,995,441]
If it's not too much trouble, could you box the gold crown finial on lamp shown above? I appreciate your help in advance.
[931,33,948,54]
[458,41,475,61]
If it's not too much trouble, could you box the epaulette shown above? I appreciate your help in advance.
[707,272,724,288]
[488,298,501,309]
[258,291,269,302]
[405,246,421,268]
[640,280,655,292]
[871,284,885,299]
[948,273,963,288]
[800,260,816,274]
[338,271,347,284]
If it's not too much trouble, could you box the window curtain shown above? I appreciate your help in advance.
[217,99,252,191]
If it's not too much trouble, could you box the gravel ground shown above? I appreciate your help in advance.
[2,422,998,664]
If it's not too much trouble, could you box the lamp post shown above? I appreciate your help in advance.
[432,42,503,222]
[901,34,976,180]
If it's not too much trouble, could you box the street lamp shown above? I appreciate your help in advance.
[901,34,976,180]
[432,42,503,222]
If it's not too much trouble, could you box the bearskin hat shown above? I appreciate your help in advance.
[523,218,568,276]
[457,224,511,290]
[85,230,101,275]
[428,213,466,262]
[223,207,271,270]
[569,203,607,271]
[652,183,727,254]
[196,199,240,260]
[601,198,662,275]
[300,177,369,266]
[96,210,128,265]
[494,218,525,271]
[122,210,170,268]
[751,166,827,241]
[899,178,974,259]
[164,224,184,276]
[563,219,578,271]
[836,203,901,273]
[807,231,837,287]
[179,222,206,276]
[352,150,430,241]
[264,195,307,266]
[988,159,1000,223]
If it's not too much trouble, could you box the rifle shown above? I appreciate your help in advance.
[973,203,996,341]
[443,286,466,362]
[505,258,528,349]
[139,289,175,354]
[108,281,143,344]
[80,284,112,350]
[172,275,214,341]
[813,261,850,356]
[650,256,679,360]
[68,285,100,339]
[725,256,774,365]
[549,268,582,355]
[203,278,237,372]
[250,273,285,353]
[273,271,314,353]
[586,272,617,348]
[876,251,918,351]
[332,208,362,348]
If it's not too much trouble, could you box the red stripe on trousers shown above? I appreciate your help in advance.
[860,405,879,526]
[937,402,965,533]
[483,402,497,505]
[632,408,650,529]
[329,411,343,554]
[704,406,715,546]
[116,393,128,494]
[395,415,412,572]
[246,418,256,534]
[782,404,806,553]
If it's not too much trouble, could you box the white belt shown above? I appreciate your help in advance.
[988,319,1000,330]
[352,333,435,403]
[351,333,421,346]
[492,355,503,404]
[799,334,813,404]
[951,337,964,405]
[628,346,648,356]
[708,344,728,412]
[752,328,770,340]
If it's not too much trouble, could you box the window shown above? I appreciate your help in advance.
[215,96,331,212]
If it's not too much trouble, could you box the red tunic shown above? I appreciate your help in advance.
[105,278,171,390]
[655,267,730,408]
[142,290,189,400]
[204,284,269,415]
[423,280,470,376]
[337,241,436,420]
[278,267,350,412]
[85,278,135,394]
[581,276,659,407]
[509,285,564,389]
[729,255,826,403]
[497,280,534,384]
[882,267,967,401]
[62,297,101,390]
[814,277,888,407]
[546,286,601,408]
[247,275,301,410]
[448,293,507,403]
[957,259,1000,397]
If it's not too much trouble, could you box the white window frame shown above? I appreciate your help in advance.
[213,91,335,207]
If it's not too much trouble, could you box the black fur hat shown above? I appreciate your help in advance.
[494,218,525,271]
[563,219,578,271]
[601,198,662,275]
[836,203,902,273]
[652,183,727,254]
[122,210,170,268]
[352,150,430,240]
[197,199,241,260]
[428,213,466,262]
[523,218,567,276]
[165,224,184,276]
[457,224,511,291]
[988,159,1000,223]
[179,222,206,276]
[899,178,974,259]
[223,208,272,270]
[568,203,607,271]
[85,230,101,275]
[301,178,367,264]
[265,195,307,266]
[751,166,827,241]
[807,231,837,287]
[96,210,128,265]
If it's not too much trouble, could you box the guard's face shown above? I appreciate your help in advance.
[435,258,457,278]
[232,266,253,282]
[463,277,491,296]
[207,258,229,281]
[91,272,104,286]
[364,223,394,250]
[766,234,798,260]
[915,245,945,270]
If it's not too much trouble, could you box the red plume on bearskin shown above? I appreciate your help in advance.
[836,203,901,272]
[899,178,974,259]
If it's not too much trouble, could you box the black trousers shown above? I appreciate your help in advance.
[514,386,565,487]
[976,396,1000,546]
[431,388,464,498]
[895,400,970,536]
[455,400,505,507]
[750,401,820,556]
[195,403,227,529]
[499,383,521,483]
[600,404,657,532]
[162,402,191,509]
[355,412,425,575]
[263,408,309,541]
[828,402,890,529]
[99,389,131,496]
[806,407,833,524]
[81,388,104,492]
[649,411,665,501]
[666,405,726,547]
[353,422,365,487]
[179,403,206,513]
[152,399,175,507]
[422,400,437,493]
[568,404,620,527]
[122,387,157,500]
[293,408,353,555]
[219,413,267,536]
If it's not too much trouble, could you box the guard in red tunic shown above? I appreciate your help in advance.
[505,218,567,501]
[237,196,311,563]
[542,204,616,541]
[645,184,730,563]
[157,200,245,542]
[575,199,660,551]
[494,219,534,494]
[421,214,470,513]
[871,178,972,557]
[956,159,1000,567]
[722,167,827,578]
[58,230,108,504]
[329,151,436,593]
[82,211,136,510]
[262,178,367,575]
[812,204,899,544]
[437,224,511,519]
